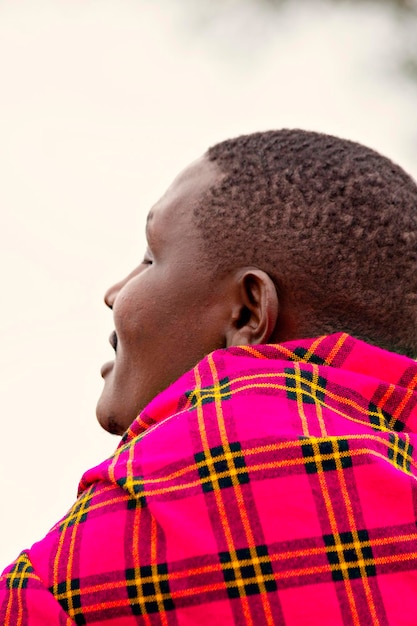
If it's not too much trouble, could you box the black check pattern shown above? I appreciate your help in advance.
[388,433,413,473]
[219,545,277,599]
[301,438,353,474]
[368,402,395,432]
[53,579,84,626]
[59,486,95,530]
[293,347,328,366]
[195,442,249,493]
[126,564,175,615]
[116,475,147,508]
[323,530,376,582]
[186,377,231,407]
[284,367,326,404]
[5,552,34,590]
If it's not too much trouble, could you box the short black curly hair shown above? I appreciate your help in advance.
[194,129,417,357]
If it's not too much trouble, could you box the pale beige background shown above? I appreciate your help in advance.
[1,0,416,569]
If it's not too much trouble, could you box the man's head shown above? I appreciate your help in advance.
[97,129,417,434]
[96,155,277,434]
[196,129,417,357]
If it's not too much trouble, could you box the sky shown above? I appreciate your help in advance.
[1,0,416,569]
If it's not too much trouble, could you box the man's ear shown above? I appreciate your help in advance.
[225,268,279,347]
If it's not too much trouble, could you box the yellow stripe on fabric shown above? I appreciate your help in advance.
[122,438,330,487]
[124,448,376,498]
[379,384,396,411]
[193,357,249,616]
[66,571,173,617]
[193,357,241,574]
[124,441,136,496]
[17,589,23,626]
[270,343,307,360]
[190,531,415,576]
[52,484,95,598]
[3,552,65,626]
[52,543,417,619]
[148,496,169,624]
[106,436,416,500]
[238,334,338,365]
[237,345,269,359]
[347,435,416,476]
[268,550,417,581]
[241,596,254,626]
[294,361,310,436]
[108,403,196,471]
[392,371,417,421]
[205,354,245,547]
[407,371,417,391]
[312,365,327,437]
[207,353,275,624]
[52,573,170,599]
[52,532,417,603]
[325,333,349,365]
[268,532,417,563]
[62,487,127,522]
[65,489,93,617]
[107,440,122,485]
[266,333,348,367]
[4,555,34,589]
[323,483,374,625]
[207,353,228,444]
[74,544,412,601]
[186,370,398,434]
[334,463,380,624]
[193,362,210,451]
[155,560,170,626]
[388,431,414,475]
[265,342,321,363]
[6,565,26,626]
[136,431,413,489]
[194,358,239,563]
[301,335,328,363]
[282,376,382,430]
[207,357,271,624]
[336,458,355,528]
[210,363,272,621]
[136,414,152,431]
[309,443,361,625]
[143,610,152,626]
[238,338,342,455]
[128,488,151,626]
[132,506,153,626]
[4,559,27,626]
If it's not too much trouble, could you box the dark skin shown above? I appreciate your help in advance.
[96,155,293,435]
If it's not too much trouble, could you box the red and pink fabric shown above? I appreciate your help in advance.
[1,333,417,624]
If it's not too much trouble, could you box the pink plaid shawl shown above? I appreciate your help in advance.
[1,333,417,624]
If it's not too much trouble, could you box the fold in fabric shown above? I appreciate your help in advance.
[2,333,417,625]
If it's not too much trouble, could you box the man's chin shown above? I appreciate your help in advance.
[96,395,126,436]
[105,418,126,436]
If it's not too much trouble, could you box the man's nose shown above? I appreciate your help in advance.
[104,267,139,309]
[104,278,126,309]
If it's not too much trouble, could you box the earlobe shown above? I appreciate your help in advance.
[226,268,279,347]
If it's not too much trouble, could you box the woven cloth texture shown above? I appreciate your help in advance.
[1,333,417,625]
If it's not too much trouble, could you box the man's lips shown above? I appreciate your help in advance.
[109,331,118,352]
[101,331,118,378]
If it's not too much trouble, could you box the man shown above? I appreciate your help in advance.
[1,129,416,624]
